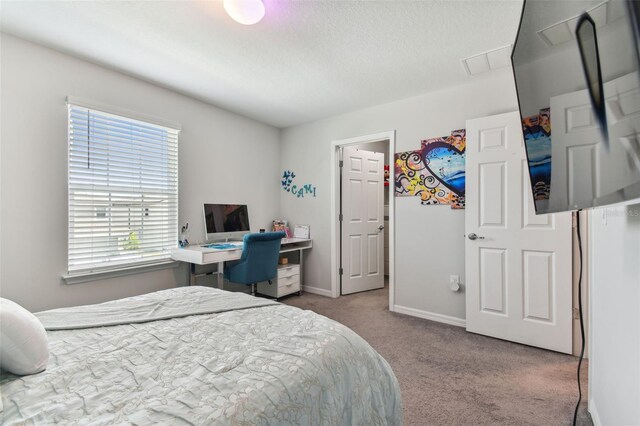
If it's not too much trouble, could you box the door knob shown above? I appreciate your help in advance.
[468,233,485,240]
[378,225,385,231]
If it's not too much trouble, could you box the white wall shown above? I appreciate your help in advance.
[0,35,281,312]
[588,203,640,425]
[280,69,518,320]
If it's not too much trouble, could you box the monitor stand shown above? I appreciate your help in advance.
[207,237,243,244]
[205,232,249,244]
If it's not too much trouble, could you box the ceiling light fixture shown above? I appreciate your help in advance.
[224,0,265,25]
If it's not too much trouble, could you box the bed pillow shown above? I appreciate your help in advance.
[0,298,49,375]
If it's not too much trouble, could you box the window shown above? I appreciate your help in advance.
[67,102,179,275]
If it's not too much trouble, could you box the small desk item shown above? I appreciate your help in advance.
[293,225,310,239]
[171,238,313,291]
[179,223,190,247]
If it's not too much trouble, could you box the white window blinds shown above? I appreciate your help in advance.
[67,104,179,274]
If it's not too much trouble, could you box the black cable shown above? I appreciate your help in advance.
[573,210,585,426]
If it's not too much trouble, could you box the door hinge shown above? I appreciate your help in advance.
[339,268,343,276]
[339,213,343,222]
[339,160,344,168]
[572,214,578,228]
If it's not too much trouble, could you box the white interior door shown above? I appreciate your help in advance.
[465,111,573,354]
[341,147,385,295]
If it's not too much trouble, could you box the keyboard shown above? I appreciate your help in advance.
[203,242,242,250]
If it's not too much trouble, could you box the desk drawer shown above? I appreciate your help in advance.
[278,276,300,296]
[257,274,300,298]
[202,249,242,264]
[278,274,300,288]
[278,265,300,279]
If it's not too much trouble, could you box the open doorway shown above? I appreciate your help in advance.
[330,131,396,310]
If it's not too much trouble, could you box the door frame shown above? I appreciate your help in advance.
[330,131,396,309]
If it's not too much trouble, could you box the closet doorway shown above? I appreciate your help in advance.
[330,132,396,309]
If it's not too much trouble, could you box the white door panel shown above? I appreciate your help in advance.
[342,147,385,295]
[478,161,507,227]
[479,247,506,314]
[466,111,573,354]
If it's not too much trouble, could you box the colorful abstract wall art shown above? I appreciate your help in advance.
[394,129,466,209]
[281,170,317,198]
[522,108,551,208]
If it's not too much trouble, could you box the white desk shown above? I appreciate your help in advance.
[171,238,313,291]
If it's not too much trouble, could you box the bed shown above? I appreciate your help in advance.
[0,286,402,425]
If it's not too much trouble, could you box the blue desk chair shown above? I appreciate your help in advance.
[223,231,286,296]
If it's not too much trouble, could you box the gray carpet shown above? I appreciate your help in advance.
[282,285,592,426]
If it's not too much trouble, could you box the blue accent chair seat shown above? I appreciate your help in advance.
[223,231,286,296]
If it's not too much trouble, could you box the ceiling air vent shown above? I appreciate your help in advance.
[461,45,512,76]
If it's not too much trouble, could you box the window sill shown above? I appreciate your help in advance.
[63,260,180,285]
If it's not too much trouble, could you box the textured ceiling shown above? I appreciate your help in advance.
[1,0,524,128]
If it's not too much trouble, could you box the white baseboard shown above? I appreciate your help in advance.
[588,398,601,426]
[393,304,466,328]
[302,285,333,298]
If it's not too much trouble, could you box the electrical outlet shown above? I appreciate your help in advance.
[449,275,460,292]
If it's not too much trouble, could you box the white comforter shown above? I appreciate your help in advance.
[1,287,402,425]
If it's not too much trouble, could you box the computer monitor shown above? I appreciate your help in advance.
[203,203,250,242]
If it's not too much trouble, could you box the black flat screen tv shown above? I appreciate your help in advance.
[512,0,640,214]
